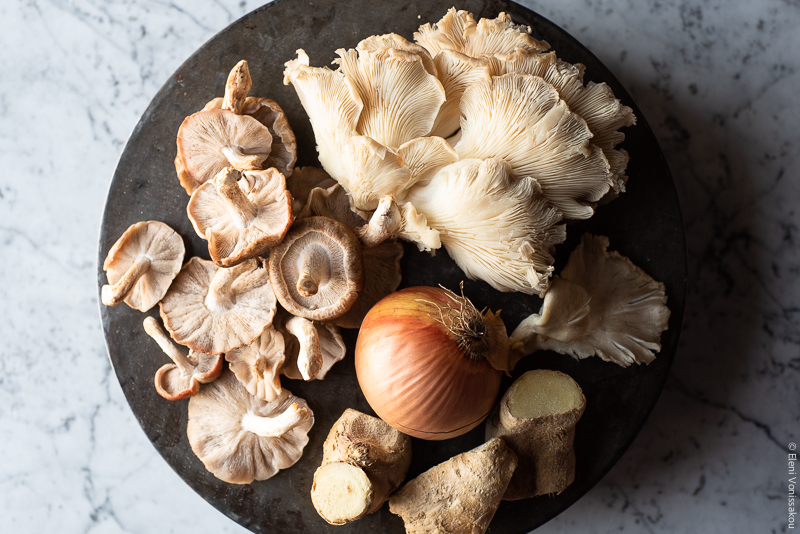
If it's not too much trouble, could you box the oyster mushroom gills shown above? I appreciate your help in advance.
[159,256,277,355]
[510,233,671,366]
[101,220,185,312]
[143,317,223,401]
[268,216,364,322]
[187,368,313,484]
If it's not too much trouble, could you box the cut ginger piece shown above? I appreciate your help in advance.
[311,409,411,525]
[388,437,517,534]
[485,369,586,500]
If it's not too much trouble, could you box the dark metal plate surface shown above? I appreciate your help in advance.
[98,0,686,532]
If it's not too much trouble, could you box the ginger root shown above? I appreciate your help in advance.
[310,408,411,524]
[485,369,586,499]
[388,437,517,534]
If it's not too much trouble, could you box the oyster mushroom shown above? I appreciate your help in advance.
[268,216,364,322]
[405,158,566,296]
[510,234,671,366]
[225,325,286,402]
[143,317,223,401]
[187,368,314,484]
[297,185,404,328]
[159,257,276,355]
[187,167,294,267]
[274,310,346,381]
[101,220,185,312]
[176,60,274,194]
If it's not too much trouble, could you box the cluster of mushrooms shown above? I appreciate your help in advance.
[101,7,673,508]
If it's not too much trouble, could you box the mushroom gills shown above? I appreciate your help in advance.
[295,242,333,297]
[241,403,312,437]
[101,255,151,306]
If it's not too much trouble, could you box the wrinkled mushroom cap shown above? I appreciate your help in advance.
[225,325,286,402]
[176,108,273,194]
[159,257,277,355]
[187,368,313,484]
[102,221,185,312]
[512,234,671,366]
[269,216,364,321]
[187,167,294,267]
[203,96,298,178]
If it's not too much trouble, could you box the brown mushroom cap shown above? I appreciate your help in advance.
[176,108,273,194]
[285,166,338,214]
[187,368,314,484]
[269,216,364,321]
[143,317,223,401]
[203,96,297,179]
[159,257,277,355]
[297,185,404,328]
[225,325,286,402]
[187,167,294,267]
[101,221,185,312]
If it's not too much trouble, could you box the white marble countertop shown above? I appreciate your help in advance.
[1,0,797,532]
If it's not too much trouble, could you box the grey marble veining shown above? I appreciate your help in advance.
[0,0,796,532]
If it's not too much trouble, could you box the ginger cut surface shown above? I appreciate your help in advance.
[485,369,586,499]
[311,408,411,524]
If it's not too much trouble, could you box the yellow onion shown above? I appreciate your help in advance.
[355,286,510,440]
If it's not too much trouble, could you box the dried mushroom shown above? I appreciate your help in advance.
[176,61,277,194]
[297,184,404,328]
[143,317,223,401]
[225,325,286,402]
[268,216,364,322]
[274,309,346,381]
[187,368,313,484]
[511,234,671,366]
[159,257,276,355]
[405,158,565,295]
[187,167,293,267]
[101,220,185,312]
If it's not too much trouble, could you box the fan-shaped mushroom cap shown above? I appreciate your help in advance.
[296,184,404,328]
[176,109,273,194]
[274,310,346,381]
[454,73,612,220]
[187,167,293,267]
[101,221,185,312]
[225,325,286,402]
[203,96,297,179]
[286,166,337,214]
[511,234,671,366]
[160,257,276,355]
[269,216,364,321]
[405,158,566,295]
[414,8,549,59]
[187,368,314,484]
[143,317,223,401]
[488,49,635,196]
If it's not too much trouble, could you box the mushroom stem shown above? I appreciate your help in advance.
[285,316,323,380]
[220,146,265,170]
[354,195,402,248]
[222,60,252,115]
[101,256,151,306]
[204,265,239,312]
[294,243,332,297]
[143,317,196,375]
[241,403,312,437]
[215,168,258,229]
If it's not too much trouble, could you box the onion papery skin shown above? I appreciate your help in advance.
[355,286,502,440]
